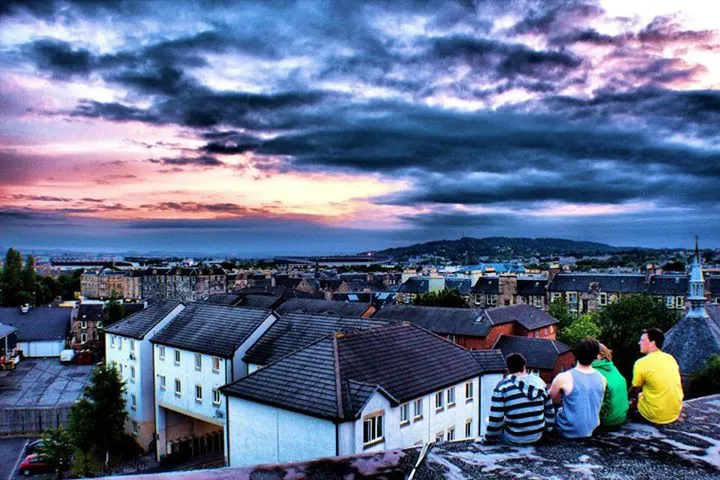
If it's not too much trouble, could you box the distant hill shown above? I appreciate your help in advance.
[374,237,620,262]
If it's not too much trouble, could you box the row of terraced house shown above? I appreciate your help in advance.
[104,296,564,467]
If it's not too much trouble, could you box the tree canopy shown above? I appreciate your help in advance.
[414,289,469,308]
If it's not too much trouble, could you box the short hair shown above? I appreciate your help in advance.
[644,328,665,349]
[574,338,600,366]
[598,343,613,361]
[506,353,527,374]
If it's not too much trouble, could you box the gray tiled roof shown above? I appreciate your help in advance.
[244,313,387,366]
[152,304,272,358]
[397,278,430,294]
[646,276,689,296]
[484,304,558,331]
[0,307,71,342]
[548,273,646,293]
[224,323,497,420]
[275,298,371,317]
[372,304,489,336]
[493,335,572,370]
[469,350,508,372]
[664,305,720,376]
[0,322,18,338]
[78,303,104,323]
[445,278,472,295]
[239,294,283,310]
[470,277,499,294]
[105,301,182,340]
[516,278,548,296]
[197,294,241,306]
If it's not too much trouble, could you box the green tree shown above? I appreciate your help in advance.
[106,295,125,326]
[414,289,469,308]
[689,355,720,399]
[558,314,601,347]
[548,297,576,329]
[69,397,97,472]
[597,295,681,380]
[2,248,23,306]
[36,426,73,478]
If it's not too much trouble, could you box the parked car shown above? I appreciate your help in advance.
[25,438,45,454]
[18,454,54,476]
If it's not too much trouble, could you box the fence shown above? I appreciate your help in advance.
[0,406,72,434]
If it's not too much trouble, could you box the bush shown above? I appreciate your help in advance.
[559,314,601,347]
[689,355,720,398]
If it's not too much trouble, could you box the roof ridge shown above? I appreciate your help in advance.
[333,334,344,419]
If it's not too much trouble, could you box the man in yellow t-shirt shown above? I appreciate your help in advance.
[630,328,683,424]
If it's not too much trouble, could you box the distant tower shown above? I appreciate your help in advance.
[686,235,708,319]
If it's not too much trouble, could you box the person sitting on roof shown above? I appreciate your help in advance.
[592,343,629,428]
[550,338,606,439]
[485,353,555,444]
[629,328,683,424]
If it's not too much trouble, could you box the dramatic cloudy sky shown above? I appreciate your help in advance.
[1,0,719,254]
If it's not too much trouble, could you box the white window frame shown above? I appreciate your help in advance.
[159,345,165,360]
[130,366,135,382]
[131,394,137,410]
[195,385,203,403]
[80,332,88,344]
[212,356,221,373]
[447,426,455,441]
[465,418,473,438]
[80,320,87,329]
[488,294,497,306]
[551,292,562,302]
[194,353,202,371]
[400,403,409,425]
[567,292,578,304]
[676,296,685,308]
[174,379,182,397]
[130,340,135,351]
[413,398,423,420]
[435,431,444,443]
[174,349,181,365]
[446,387,455,407]
[465,381,474,402]
[159,375,166,390]
[362,411,384,447]
[665,296,674,308]
[212,388,221,406]
[131,421,139,435]
[110,335,115,348]
[118,337,123,351]
[435,391,444,411]
[598,292,607,306]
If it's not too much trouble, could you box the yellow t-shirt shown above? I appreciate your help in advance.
[632,351,684,424]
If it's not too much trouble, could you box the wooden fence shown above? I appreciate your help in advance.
[0,406,72,434]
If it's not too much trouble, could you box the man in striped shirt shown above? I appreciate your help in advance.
[484,353,555,444]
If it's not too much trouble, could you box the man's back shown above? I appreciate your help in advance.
[486,374,554,444]
[632,351,683,424]
[555,368,605,438]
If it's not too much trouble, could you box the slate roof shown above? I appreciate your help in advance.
[275,298,371,317]
[647,275,689,296]
[548,273,646,293]
[469,350,508,372]
[78,303,104,323]
[238,294,283,310]
[0,322,17,338]
[244,313,388,366]
[397,277,430,294]
[197,293,241,306]
[664,304,720,376]
[0,307,70,342]
[470,277,499,294]
[484,304,558,331]
[516,278,548,296]
[105,301,182,340]
[224,323,499,420]
[152,304,272,358]
[371,304,489,336]
[493,335,572,370]
[445,278,472,295]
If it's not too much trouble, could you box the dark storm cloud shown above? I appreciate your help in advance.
[148,155,224,167]
[11,194,72,202]
[26,39,93,77]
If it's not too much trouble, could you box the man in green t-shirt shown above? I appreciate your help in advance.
[629,328,683,424]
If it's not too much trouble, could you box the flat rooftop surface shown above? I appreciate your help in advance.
[0,359,93,407]
[98,394,720,480]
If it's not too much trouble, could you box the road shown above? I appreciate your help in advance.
[0,437,29,480]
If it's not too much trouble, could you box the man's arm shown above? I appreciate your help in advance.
[549,373,567,405]
[543,392,555,432]
[485,387,506,439]
[629,361,643,405]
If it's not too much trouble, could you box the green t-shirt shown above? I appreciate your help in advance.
[592,359,629,426]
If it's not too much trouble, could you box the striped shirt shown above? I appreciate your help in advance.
[486,374,555,444]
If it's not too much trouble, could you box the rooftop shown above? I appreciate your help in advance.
[372,304,489,336]
[0,307,71,342]
[105,300,182,340]
[274,297,372,317]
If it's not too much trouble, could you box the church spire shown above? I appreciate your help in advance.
[687,236,708,319]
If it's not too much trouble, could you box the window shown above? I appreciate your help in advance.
[174,349,181,365]
[174,379,181,397]
[465,419,473,438]
[130,366,136,382]
[159,375,166,390]
[665,296,674,308]
[212,356,221,373]
[130,340,135,351]
[195,385,202,403]
[400,403,410,425]
[446,387,455,407]
[676,296,685,309]
[435,391,444,411]
[413,398,423,420]
[465,381,474,402]
[131,421,139,435]
[488,294,497,306]
[110,335,115,348]
[80,332,88,344]
[362,412,384,446]
[435,431,444,443]
[131,394,137,410]
[474,294,483,305]
[447,426,455,441]
[119,364,123,375]
[598,292,607,306]
[213,389,221,405]
[80,320,87,329]
[118,338,122,351]
[159,345,165,360]
[195,353,202,371]
[551,292,561,303]
[447,335,456,343]
[567,292,578,304]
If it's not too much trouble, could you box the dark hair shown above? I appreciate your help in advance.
[506,353,527,374]
[574,338,600,366]
[644,328,665,349]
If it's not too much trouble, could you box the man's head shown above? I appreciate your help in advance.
[575,338,600,366]
[506,353,527,375]
[639,328,664,353]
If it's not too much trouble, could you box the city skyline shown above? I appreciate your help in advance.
[1,0,719,254]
